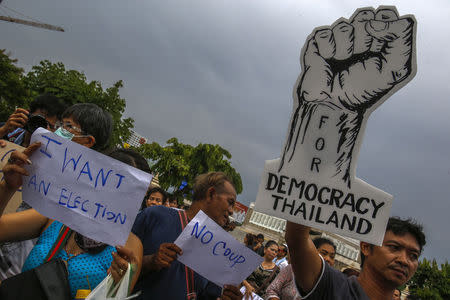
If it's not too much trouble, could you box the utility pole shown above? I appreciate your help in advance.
[0,15,64,32]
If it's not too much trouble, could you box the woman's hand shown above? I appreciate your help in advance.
[242,280,255,300]
[109,246,135,283]
[2,142,41,190]
[108,233,143,292]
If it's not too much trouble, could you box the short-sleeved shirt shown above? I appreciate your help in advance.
[266,264,301,300]
[296,257,370,300]
[131,206,221,300]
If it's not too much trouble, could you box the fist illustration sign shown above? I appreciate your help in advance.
[254,7,416,245]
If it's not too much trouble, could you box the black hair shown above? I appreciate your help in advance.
[62,103,113,150]
[360,217,426,267]
[140,187,168,210]
[264,240,278,249]
[256,233,264,240]
[313,237,336,251]
[29,93,68,118]
[244,233,255,246]
[106,148,150,173]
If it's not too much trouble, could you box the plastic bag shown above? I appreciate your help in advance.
[86,263,140,300]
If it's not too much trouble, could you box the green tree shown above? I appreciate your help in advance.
[408,258,450,300]
[0,49,30,121]
[23,60,134,147]
[137,138,243,199]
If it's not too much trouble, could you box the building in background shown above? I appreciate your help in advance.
[126,129,148,148]
[231,201,248,224]
[231,202,360,271]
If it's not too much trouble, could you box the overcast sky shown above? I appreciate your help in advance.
[1,0,449,263]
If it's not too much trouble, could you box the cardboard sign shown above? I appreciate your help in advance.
[22,128,152,246]
[0,141,24,214]
[255,7,417,245]
[174,210,263,287]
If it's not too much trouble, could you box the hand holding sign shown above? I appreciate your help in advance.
[2,142,40,189]
[174,210,262,287]
[255,7,416,245]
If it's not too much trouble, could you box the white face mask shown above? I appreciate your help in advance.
[54,127,74,140]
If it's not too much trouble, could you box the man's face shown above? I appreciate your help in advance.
[363,231,420,287]
[146,191,164,207]
[277,246,287,259]
[204,181,236,227]
[318,243,336,267]
[257,237,264,244]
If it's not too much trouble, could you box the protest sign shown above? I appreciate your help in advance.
[174,210,263,287]
[254,6,416,245]
[21,128,152,246]
[0,141,24,214]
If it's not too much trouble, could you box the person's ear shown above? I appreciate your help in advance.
[85,135,96,148]
[206,187,215,201]
[360,241,373,257]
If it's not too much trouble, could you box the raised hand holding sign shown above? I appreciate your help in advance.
[255,7,416,245]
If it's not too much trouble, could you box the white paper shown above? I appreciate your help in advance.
[22,128,152,246]
[239,286,263,300]
[254,6,416,245]
[174,210,263,287]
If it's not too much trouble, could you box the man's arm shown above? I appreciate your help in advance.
[285,221,323,293]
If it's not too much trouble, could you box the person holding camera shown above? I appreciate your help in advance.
[0,93,68,281]
[0,93,68,147]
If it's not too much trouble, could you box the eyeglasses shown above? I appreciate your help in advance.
[62,122,85,134]
[48,121,62,131]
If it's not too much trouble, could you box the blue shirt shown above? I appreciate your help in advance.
[22,221,115,298]
[132,206,221,300]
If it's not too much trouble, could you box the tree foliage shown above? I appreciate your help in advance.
[408,258,449,300]
[23,60,134,147]
[0,51,133,147]
[0,49,30,121]
[136,138,243,199]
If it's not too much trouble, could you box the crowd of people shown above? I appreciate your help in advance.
[0,94,427,300]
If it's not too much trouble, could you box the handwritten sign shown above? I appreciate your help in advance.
[174,210,263,287]
[0,141,24,214]
[255,7,416,245]
[22,128,152,246]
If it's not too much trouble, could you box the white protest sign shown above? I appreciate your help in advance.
[0,141,24,214]
[22,128,152,246]
[174,210,263,287]
[255,6,417,245]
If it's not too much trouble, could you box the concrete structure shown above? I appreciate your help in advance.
[232,202,361,270]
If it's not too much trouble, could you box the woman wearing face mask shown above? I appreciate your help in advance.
[0,104,143,299]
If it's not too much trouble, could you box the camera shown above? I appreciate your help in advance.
[23,114,49,134]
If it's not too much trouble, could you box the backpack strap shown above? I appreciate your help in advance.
[177,210,196,300]
[44,224,73,262]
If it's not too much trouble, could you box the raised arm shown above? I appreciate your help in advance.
[285,221,322,293]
